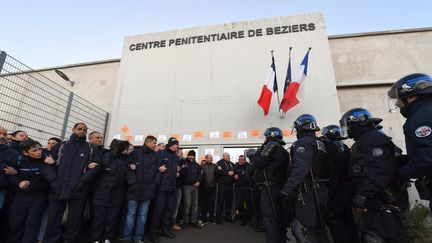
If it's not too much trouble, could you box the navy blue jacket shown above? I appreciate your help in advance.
[234,163,253,187]
[0,144,18,190]
[282,133,327,197]
[92,151,129,206]
[126,145,159,200]
[322,138,351,194]
[180,158,202,186]
[44,134,101,200]
[350,129,397,198]
[8,155,50,195]
[400,98,432,178]
[156,148,179,192]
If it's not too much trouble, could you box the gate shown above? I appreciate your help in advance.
[0,50,109,142]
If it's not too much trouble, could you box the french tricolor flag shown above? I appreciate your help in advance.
[257,55,278,116]
[280,48,311,113]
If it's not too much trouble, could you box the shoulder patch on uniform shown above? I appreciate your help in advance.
[372,148,383,157]
[415,126,431,138]
[316,140,327,153]
[296,146,306,154]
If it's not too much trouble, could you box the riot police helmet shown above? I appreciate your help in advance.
[321,125,346,140]
[388,73,432,112]
[263,127,283,141]
[294,114,320,132]
[339,108,382,138]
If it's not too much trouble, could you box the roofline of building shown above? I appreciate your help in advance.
[33,27,432,72]
[328,27,432,39]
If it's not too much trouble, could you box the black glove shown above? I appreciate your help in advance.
[352,194,367,209]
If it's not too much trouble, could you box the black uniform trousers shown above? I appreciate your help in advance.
[216,183,234,220]
[260,183,286,243]
[7,194,47,243]
[149,191,175,233]
[235,186,252,222]
[201,187,216,222]
[43,197,87,243]
[90,205,122,241]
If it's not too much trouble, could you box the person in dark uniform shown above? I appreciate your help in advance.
[320,125,360,243]
[149,137,179,243]
[215,152,235,224]
[248,127,290,243]
[89,139,132,243]
[233,155,254,226]
[180,150,203,228]
[43,122,101,243]
[388,73,432,210]
[340,108,405,243]
[7,140,51,243]
[124,136,160,243]
[281,114,329,243]
[0,126,18,241]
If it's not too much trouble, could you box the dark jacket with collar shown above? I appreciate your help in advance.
[43,134,101,200]
[8,155,50,196]
[92,151,129,206]
[0,144,19,190]
[216,159,235,185]
[126,145,159,200]
[180,158,202,186]
[155,147,179,192]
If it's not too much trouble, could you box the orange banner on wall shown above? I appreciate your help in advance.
[250,129,260,137]
[194,131,203,138]
[283,129,293,137]
[222,131,233,138]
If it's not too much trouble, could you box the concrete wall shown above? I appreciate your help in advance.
[329,29,432,150]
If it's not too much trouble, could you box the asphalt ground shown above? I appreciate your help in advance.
[164,222,266,243]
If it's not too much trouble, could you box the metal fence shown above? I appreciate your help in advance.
[0,50,109,143]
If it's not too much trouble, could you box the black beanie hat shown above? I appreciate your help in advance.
[187,150,196,157]
[167,137,179,147]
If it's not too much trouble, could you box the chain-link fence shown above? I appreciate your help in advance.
[0,50,109,142]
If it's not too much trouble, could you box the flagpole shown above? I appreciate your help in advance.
[280,47,292,118]
[271,51,283,117]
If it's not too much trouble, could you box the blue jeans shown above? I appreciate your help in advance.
[123,200,150,241]
[0,190,5,210]
[172,187,182,224]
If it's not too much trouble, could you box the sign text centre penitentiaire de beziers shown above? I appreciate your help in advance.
[129,23,316,51]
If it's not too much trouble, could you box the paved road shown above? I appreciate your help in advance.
[167,223,266,243]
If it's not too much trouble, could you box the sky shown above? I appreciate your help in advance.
[1,0,431,69]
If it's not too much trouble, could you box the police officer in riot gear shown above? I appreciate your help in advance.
[248,127,290,243]
[388,74,432,206]
[320,125,360,243]
[281,114,329,243]
[340,108,404,243]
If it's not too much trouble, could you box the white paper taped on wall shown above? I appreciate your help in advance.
[237,132,247,139]
[210,131,220,139]
[113,134,121,140]
[183,135,192,142]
